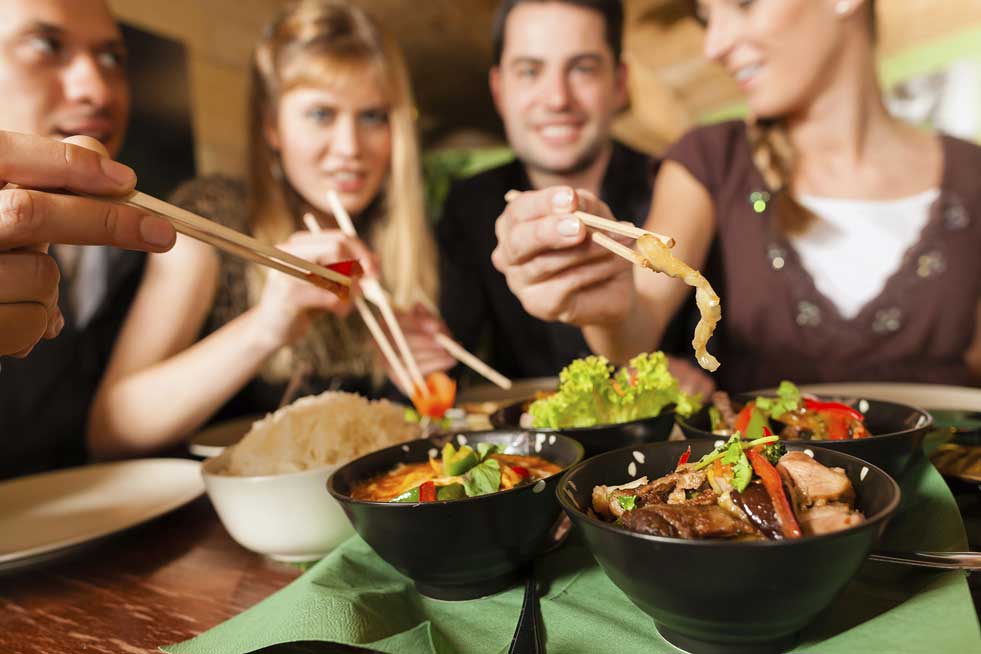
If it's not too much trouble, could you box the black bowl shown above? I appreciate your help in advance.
[678,394,932,479]
[490,396,675,457]
[557,441,900,654]
[327,430,583,600]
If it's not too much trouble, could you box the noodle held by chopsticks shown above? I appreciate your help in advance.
[635,234,721,372]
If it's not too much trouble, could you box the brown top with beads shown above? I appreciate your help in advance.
[665,120,981,392]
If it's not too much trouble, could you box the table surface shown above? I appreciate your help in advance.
[1,484,980,654]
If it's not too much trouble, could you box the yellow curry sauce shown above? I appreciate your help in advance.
[352,453,561,502]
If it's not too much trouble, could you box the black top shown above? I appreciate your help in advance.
[0,250,146,480]
[437,141,694,379]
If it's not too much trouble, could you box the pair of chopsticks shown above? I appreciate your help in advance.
[307,191,512,395]
[87,189,357,295]
[503,189,674,266]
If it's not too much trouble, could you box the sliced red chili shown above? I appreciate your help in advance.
[803,399,864,421]
[746,448,801,539]
[511,465,530,479]
[733,402,755,435]
[676,446,692,468]
[418,481,437,502]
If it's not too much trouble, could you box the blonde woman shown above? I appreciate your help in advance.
[493,0,981,391]
[87,0,448,458]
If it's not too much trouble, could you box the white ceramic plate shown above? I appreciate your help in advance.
[0,458,204,572]
[188,414,263,458]
[797,382,981,412]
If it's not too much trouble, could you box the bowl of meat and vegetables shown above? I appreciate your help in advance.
[557,437,900,654]
[677,381,931,478]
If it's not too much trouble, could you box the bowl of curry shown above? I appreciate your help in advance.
[327,429,583,600]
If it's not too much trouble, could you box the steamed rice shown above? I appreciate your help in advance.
[223,391,420,476]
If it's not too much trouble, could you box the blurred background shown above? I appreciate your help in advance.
[108,0,981,199]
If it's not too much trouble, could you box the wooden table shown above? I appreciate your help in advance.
[0,497,301,654]
[1,484,979,654]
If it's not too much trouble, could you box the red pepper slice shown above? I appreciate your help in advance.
[676,446,692,469]
[411,372,457,419]
[511,465,530,479]
[803,399,864,422]
[733,402,755,434]
[418,481,436,502]
[746,448,801,539]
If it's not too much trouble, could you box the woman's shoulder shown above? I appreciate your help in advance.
[940,133,981,210]
[168,175,249,231]
[664,120,752,192]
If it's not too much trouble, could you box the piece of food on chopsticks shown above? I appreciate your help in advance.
[220,391,420,476]
[635,234,721,372]
[350,440,560,502]
[710,381,870,441]
[410,371,457,420]
[528,352,701,429]
[591,435,864,539]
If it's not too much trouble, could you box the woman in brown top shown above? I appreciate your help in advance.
[493,0,981,391]
[86,1,448,458]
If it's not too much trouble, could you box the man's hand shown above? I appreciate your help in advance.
[0,131,176,357]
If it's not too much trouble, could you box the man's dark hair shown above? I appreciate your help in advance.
[491,0,624,64]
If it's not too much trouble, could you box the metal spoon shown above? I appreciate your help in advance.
[867,550,981,570]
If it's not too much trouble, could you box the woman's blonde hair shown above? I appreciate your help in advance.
[745,0,878,234]
[247,0,437,380]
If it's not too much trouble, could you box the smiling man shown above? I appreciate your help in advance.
[0,0,151,479]
[437,0,711,391]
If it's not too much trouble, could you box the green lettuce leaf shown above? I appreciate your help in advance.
[528,353,702,429]
[755,380,801,419]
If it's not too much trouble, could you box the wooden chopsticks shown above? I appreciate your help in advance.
[319,190,513,392]
[89,189,357,295]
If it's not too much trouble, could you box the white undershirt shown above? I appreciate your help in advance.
[792,188,939,320]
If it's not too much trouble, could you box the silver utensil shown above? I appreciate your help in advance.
[868,550,981,570]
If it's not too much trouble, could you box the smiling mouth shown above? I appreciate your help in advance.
[536,123,583,143]
[732,63,762,84]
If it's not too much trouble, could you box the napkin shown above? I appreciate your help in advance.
[164,456,980,654]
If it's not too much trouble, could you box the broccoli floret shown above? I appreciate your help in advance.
[761,441,787,466]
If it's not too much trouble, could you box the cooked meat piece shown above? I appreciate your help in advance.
[592,485,612,518]
[686,488,719,506]
[731,481,782,539]
[797,503,864,536]
[777,452,855,506]
[667,469,708,504]
[637,469,708,506]
[621,503,757,539]
[591,476,650,519]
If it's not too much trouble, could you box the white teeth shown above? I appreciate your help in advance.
[734,64,761,82]
[331,172,360,182]
[540,125,577,139]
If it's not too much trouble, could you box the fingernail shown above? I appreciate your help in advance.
[139,215,175,248]
[100,158,136,188]
[557,217,581,236]
[552,188,574,210]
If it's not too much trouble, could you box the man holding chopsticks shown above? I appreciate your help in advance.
[0,0,178,479]
[434,0,713,394]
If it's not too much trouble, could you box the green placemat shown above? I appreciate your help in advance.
[164,457,979,654]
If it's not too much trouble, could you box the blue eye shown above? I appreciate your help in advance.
[306,106,335,124]
[360,109,388,126]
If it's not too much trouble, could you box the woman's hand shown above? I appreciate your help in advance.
[491,186,636,327]
[396,303,455,377]
[252,228,378,347]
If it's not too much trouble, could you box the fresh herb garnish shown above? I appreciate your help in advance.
[461,458,501,497]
